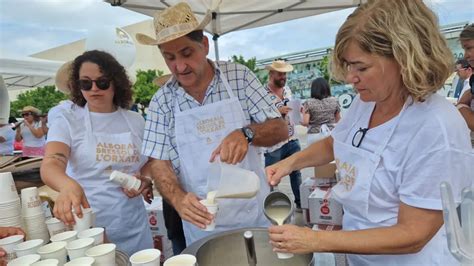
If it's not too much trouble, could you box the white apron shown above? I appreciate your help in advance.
[174,66,270,245]
[70,105,152,256]
[331,100,456,265]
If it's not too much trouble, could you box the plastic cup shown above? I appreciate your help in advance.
[199,199,218,231]
[36,241,67,265]
[163,254,197,266]
[31,259,59,266]
[0,234,24,261]
[72,208,93,233]
[14,239,44,257]
[21,187,43,217]
[0,172,19,202]
[7,254,41,265]
[64,256,95,266]
[66,237,94,260]
[129,248,161,266]
[109,170,141,190]
[208,162,260,199]
[50,230,77,243]
[85,243,116,265]
[45,217,66,236]
[77,227,104,245]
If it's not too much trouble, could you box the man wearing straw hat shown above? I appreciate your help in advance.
[264,60,302,210]
[137,2,288,246]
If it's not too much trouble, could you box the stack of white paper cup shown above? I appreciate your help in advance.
[50,230,78,244]
[0,234,24,262]
[45,217,66,236]
[7,254,41,266]
[77,227,104,245]
[36,241,68,265]
[129,248,161,266]
[85,243,116,265]
[109,170,141,191]
[163,254,197,266]
[72,208,93,233]
[64,256,95,266]
[199,199,218,231]
[13,239,44,257]
[21,187,49,242]
[0,172,22,228]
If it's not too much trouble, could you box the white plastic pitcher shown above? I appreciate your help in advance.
[440,182,473,265]
[207,162,260,199]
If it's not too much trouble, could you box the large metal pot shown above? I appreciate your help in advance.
[182,227,313,266]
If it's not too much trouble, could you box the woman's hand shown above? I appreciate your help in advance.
[268,224,318,254]
[54,179,90,226]
[265,158,294,186]
[122,175,153,203]
[0,227,25,239]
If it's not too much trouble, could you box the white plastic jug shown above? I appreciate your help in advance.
[207,162,260,199]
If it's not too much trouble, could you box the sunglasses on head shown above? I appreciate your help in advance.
[78,78,111,91]
[21,112,33,117]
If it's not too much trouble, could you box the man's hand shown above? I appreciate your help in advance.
[209,129,248,164]
[278,106,292,115]
[174,192,213,229]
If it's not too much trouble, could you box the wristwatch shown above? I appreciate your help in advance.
[241,126,255,144]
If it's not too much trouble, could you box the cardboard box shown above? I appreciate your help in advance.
[308,187,343,226]
[151,233,173,262]
[144,197,167,237]
[314,162,336,179]
[299,177,337,209]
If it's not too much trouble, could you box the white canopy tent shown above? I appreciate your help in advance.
[105,0,365,60]
[0,57,64,96]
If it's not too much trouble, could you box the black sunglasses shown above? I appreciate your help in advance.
[21,112,33,117]
[352,127,369,148]
[78,78,111,91]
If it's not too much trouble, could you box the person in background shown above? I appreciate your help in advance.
[15,106,46,157]
[266,0,472,265]
[40,50,153,256]
[0,118,14,156]
[136,2,287,248]
[453,58,473,100]
[0,227,25,266]
[301,77,341,145]
[264,60,303,210]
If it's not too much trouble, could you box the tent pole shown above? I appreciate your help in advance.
[213,34,220,61]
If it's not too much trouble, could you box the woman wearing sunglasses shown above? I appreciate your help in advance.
[15,106,46,157]
[40,50,153,256]
[266,1,472,265]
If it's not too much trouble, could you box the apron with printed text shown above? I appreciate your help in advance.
[331,100,453,265]
[70,105,152,256]
[174,66,270,245]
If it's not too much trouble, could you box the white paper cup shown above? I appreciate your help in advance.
[73,208,93,233]
[31,259,59,266]
[77,227,104,245]
[7,254,41,265]
[109,171,141,190]
[163,254,197,266]
[66,237,95,260]
[45,217,66,236]
[130,248,161,266]
[276,252,294,259]
[50,230,77,243]
[64,256,95,266]
[0,172,19,202]
[13,239,44,257]
[37,241,67,265]
[199,199,218,231]
[85,243,116,266]
[21,187,43,217]
[0,234,24,261]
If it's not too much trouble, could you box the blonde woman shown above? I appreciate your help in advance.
[266,0,472,265]
[15,106,46,157]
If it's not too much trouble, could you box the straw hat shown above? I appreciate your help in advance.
[136,2,211,45]
[22,106,41,115]
[55,61,73,94]
[153,74,172,87]
[265,60,294,73]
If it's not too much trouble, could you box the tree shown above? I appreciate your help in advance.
[230,55,267,84]
[10,86,68,117]
[132,69,164,115]
[317,55,342,85]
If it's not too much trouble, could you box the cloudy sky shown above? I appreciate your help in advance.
[0,0,473,62]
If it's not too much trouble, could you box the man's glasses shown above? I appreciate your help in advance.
[21,112,33,117]
[455,68,467,73]
[78,78,111,91]
[352,127,369,148]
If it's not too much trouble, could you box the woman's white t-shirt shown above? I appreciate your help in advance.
[332,93,473,265]
[0,125,14,155]
[20,121,45,147]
